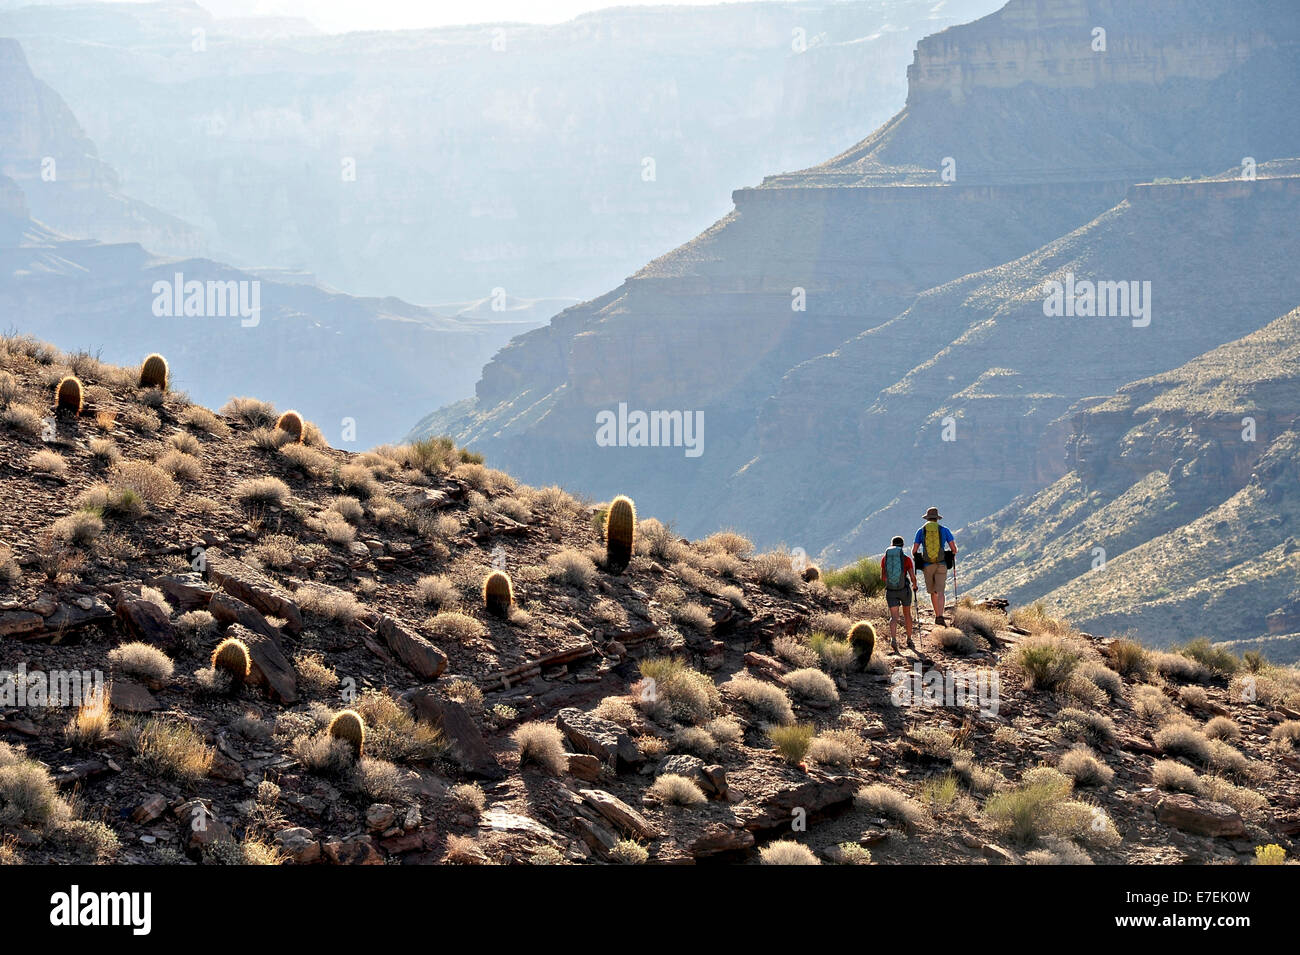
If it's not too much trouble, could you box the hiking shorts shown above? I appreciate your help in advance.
[923,562,947,594]
[886,587,912,608]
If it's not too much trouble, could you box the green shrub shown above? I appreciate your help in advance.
[823,557,883,598]
[768,723,815,764]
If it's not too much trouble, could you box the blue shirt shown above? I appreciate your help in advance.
[913,523,954,557]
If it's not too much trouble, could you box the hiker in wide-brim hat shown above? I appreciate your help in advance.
[913,506,957,625]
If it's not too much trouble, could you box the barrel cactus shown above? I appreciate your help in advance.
[604,495,637,573]
[802,564,821,582]
[848,621,877,670]
[275,410,304,443]
[54,375,83,415]
[211,636,252,693]
[328,709,366,758]
[139,353,169,390]
[482,570,514,616]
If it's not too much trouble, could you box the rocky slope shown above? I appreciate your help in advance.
[960,304,1300,655]
[2,339,1298,866]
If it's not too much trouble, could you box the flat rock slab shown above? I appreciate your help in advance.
[579,788,662,840]
[377,615,447,680]
[557,707,643,768]
[45,596,114,634]
[209,592,282,645]
[1156,793,1246,838]
[115,597,176,648]
[732,767,857,831]
[483,810,560,842]
[205,550,303,633]
[0,611,44,638]
[110,678,160,713]
[227,622,298,704]
[408,689,503,779]
[147,573,215,612]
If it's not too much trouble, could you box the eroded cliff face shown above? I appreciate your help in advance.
[421,0,1300,569]
[0,38,203,256]
[961,303,1300,650]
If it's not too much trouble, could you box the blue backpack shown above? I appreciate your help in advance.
[884,546,907,590]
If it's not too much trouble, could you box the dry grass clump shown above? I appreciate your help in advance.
[51,510,104,546]
[280,443,330,476]
[636,657,721,725]
[700,530,754,557]
[1056,707,1116,746]
[1204,716,1240,741]
[445,679,485,713]
[175,610,217,642]
[706,716,744,748]
[1133,684,1173,721]
[670,601,713,632]
[423,611,488,643]
[1107,637,1152,678]
[934,625,977,654]
[293,652,339,695]
[1270,720,1300,745]
[112,460,179,507]
[354,691,446,763]
[449,782,486,814]
[1151,650,1211,684]
[984,766,1117,848]
[649,773,707,807]
[121,406,161,433]
[179,405,229,436]
[415,574,458,608]
[127,717,214,782]
[0,742,72,831]
[253,534,298,570]
[855,784,928,832]
[608,840,649,865]
[155,449,204,482]
[513,721,566,774]
[750,551,802,591]
[806,631,855,673]
[593,697,638,727]
[673,726,715,757]
[1075,660,1123,701]
[545,548,597,588]
[758,840,819,865]
[89,438,120,466]
[64,693,113,748]
[108,642,175,687]
[1009,603,1076,638]
[296,585,366,625]
[30,449,66,475]
[1,404,44,436]
[783,667,839,705]
[1058,746,1114,787]
[0,545,20,586]
[635,517,687,563]
[724,673,795,725]
[773,635,819,668]
[220,396,278,429]
[951,605,1001,644]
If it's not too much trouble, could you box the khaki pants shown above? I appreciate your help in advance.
[923,562,947,595]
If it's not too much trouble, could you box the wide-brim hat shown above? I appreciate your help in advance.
[923,506,942,521]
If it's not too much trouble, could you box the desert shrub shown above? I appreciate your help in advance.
[700,530,754,557]
[593,697,637,727]
[155,450,204,482]
[1057,707,1116,746]
[108,642,174,687]
[1255,844,1287,866]
[449,782,486,814]
[822,556,883,597]
[64,693,112,748]
[355,691,446,763]
[1155,722,1212,764]
[649,773,706,807]
[235,476,290,509]
[750,551,802,591]
[807,631,855,673]
[1179,685,1210,710]
[806,733,853,769]
[1014,634,1083,690]
[1152,651,1210,684]
[1133,684,1173,721]
[983,767,1074,846]
[1175,638,1240,677]
[545,548,597,588]
[637,657,720,725]
[609,840,649,865]
[296,585,365,625]
[1269,720,1300,745]
[768,723,815,764]
[1107,637,1152,678]
[1202,776,1268,814]
[673,726,716,757]
[934,626,976,654]
[1058,746,1114,787]
[706,716,744,747]
[1,404,44,436]
[1008,603,1075,638]
[783,667,839,705]
[724,672,794,725]
[31,449,66,475]
[175,610,217,641]
[773,635,819,668]
[1203,716,1239,741]
[855,784,927,831]
[1151,759,1202,793]
[636,517,687,563]
[293,733,353,777]
[221,397,277,429]
[951,606,1000,643]
[1076,661,1123,701]
[758,840,820,865]
[513,722,566,774]
[423,611,488,643]
[293,652,339,695]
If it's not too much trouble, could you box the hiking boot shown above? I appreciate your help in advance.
[890,639,900,654]
[935,614,946,627]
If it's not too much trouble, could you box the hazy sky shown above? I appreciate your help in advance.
[199,0,763,32]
